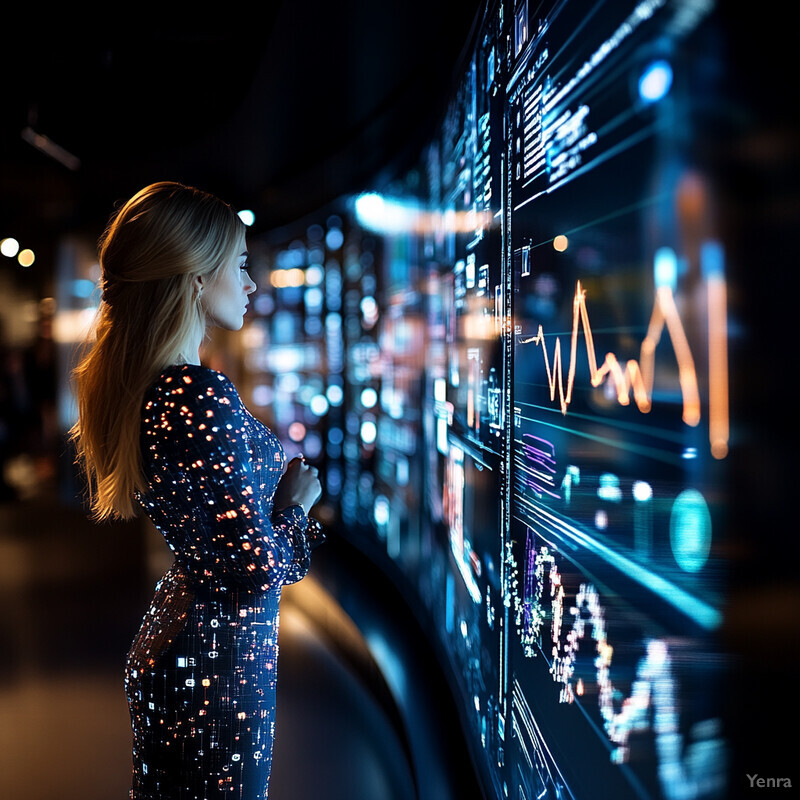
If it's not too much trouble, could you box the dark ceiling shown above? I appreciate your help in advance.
[1,3,482,284]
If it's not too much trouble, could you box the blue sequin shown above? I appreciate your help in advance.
[125,364,321,799]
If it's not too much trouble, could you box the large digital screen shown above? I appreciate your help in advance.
[241,1,782,797]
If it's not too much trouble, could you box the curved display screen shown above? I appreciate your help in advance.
[244,1,774,797]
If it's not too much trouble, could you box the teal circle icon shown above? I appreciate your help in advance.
[670,489,712,573]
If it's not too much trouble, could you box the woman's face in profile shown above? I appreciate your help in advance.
[201,236,256,331]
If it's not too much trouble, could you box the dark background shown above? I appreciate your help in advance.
[1,3,798,798]
[1,3,482,293]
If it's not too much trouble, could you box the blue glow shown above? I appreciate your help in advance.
[276,246,306,269]
[72,278,97,298]
[361,296,378,316]
[360,387,378,408]
[254,293,274,315]
[275,371,300,392]
[638,60,673,103]
[526,500,722,629]
[304,286,324,312]
[597,473,622,502]
[353,192,419,234]
[360,419,378,445]
[654,246,678,290]
[670,489,712,573]
[325,227,344,250]
[701,240,725,279]
[354,192,385,225]
[326,384,344,406]
[365,631,406,699]
[238,209,255,227]
[374,494,390,526]
[309,394,329,416]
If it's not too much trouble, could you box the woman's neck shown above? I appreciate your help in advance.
[181,327,204,365]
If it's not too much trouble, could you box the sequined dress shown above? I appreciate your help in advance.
[125,364,323,799]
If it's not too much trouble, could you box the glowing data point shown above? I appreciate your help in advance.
[638,60,673,103]
[670,489,712,573]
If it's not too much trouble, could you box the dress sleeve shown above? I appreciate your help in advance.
[273,506,326,586]
[141,367,315,594]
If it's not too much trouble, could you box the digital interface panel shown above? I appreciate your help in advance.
[246,1,746,797]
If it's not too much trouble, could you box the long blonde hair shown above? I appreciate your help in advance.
[70,181,245,521]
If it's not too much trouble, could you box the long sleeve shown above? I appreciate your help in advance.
[274,503,311,585]
[138,365,314,594]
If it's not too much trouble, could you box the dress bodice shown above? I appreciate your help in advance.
[136,363,315,594]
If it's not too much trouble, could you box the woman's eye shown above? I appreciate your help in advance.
[240,262,250,271]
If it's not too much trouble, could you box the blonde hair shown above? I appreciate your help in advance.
[70,181,245,521]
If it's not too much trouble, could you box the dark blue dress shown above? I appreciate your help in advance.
[125,364,323,799]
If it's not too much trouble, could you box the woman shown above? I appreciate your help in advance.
[70,181,324,799]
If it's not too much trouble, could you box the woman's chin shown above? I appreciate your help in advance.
[215,315,246,332]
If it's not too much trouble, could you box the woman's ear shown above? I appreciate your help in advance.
[194,274,204,296]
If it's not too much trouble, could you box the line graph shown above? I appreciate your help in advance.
[520,278,701,427]
[513,536,726,798]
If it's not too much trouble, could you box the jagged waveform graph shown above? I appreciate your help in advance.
[520,275,701,426]
[549,581,726,800]
[519,243,730,458]
[513,538,727,797]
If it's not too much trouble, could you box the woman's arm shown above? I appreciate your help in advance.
[142,367,318,593]
[271,456,324,584]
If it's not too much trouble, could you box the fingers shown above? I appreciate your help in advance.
[287,458,321,493]
[289,455,318,475]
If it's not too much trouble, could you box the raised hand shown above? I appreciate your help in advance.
[273,456,322,515]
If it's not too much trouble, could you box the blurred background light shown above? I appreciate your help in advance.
[305,263,324,286]
[72,278,97,298]
[1,237,20,257]
[353,192,419,234]
[271,268,306,288]
[302,431,323,460]
[360,419,377,445]
[374,494,390,527]
[670,489,712,573]
[638,59,673,103]
[325,227,344,250]
[276,372,301,393]
[360,387,378,408]
[238,209,255,226]
[654,246,678,290]
[326,384,344,406]
[309,394,329,416]
[360,296,379,327]
[288,421,306,442]
[305,286,324,312]
[251,385,273,407]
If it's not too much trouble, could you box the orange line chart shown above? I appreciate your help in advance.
[520,280,701,427]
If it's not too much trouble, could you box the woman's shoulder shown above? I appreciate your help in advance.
[145,363,239,406]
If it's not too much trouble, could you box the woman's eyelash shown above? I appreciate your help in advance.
[240,261,250,271]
